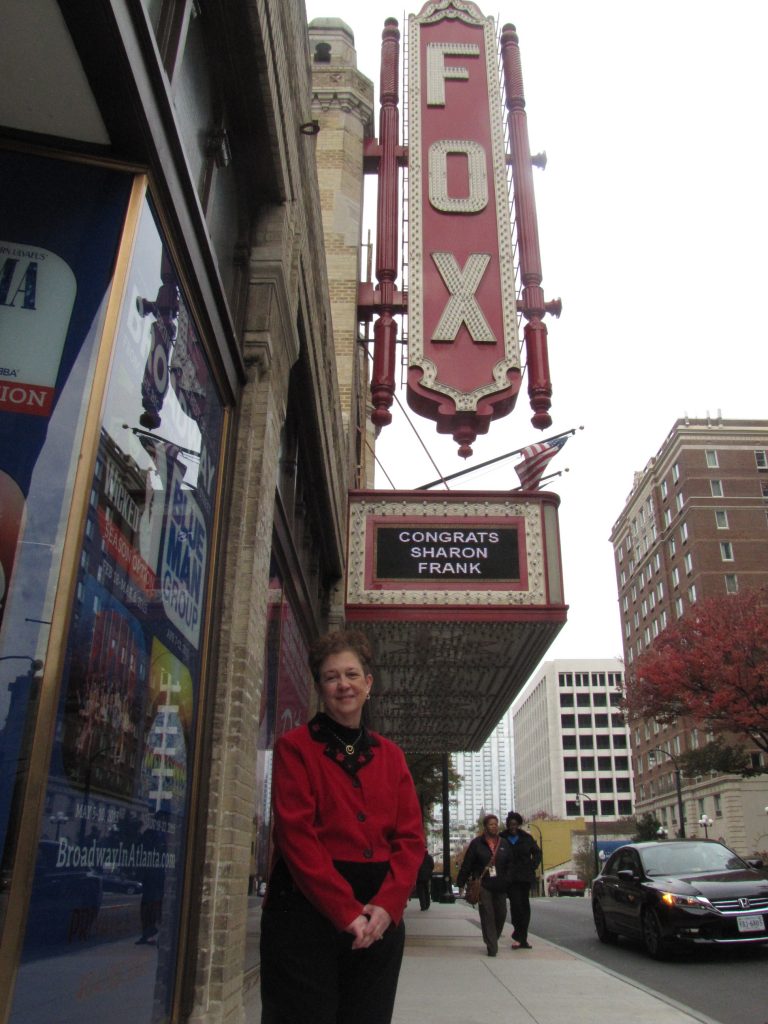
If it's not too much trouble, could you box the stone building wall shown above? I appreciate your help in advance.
[189,7,361,1023]
[311,18,376,488]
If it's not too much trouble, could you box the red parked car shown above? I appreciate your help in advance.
[547,871,586,897]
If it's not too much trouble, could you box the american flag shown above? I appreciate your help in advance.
[514,435,569,490]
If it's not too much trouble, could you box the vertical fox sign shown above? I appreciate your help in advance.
[363,2,557,455]
[407,1,521,457]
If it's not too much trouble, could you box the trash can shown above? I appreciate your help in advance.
[430,872,445,902]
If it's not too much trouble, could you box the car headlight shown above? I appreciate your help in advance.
[660,892,708,908]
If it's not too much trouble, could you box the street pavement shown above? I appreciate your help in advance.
[247,898,721,1024]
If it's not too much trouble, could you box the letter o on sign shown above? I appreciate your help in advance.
[428,139,488,213]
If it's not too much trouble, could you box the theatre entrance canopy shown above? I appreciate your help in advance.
[345,490,567,752]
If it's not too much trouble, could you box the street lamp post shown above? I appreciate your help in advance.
[698,815,714,839]
[577,792,599,879]
[648,746,686,839]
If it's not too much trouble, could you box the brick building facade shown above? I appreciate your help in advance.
[610,418,768,855]
[0,5,372,1023]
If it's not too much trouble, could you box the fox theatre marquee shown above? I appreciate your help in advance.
[346,491,566,752]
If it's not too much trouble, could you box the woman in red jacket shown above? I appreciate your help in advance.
[260,630,424,1024]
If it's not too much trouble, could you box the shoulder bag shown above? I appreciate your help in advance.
[464,874,484,905]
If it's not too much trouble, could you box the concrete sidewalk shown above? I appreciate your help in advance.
[392,899,712,1024]
[246,899,715,1023]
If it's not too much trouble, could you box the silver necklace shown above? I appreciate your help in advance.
[325,723,363,755]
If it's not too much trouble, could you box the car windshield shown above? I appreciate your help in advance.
[640,842,747,876]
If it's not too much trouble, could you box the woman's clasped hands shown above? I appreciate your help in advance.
[345,904,392,950]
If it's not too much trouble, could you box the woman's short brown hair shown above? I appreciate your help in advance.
[308,629,373,682]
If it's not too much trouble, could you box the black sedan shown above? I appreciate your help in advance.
[592,840,768,958]
[99,871,143,895]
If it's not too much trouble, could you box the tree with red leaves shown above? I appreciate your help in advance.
[625,589,768,772]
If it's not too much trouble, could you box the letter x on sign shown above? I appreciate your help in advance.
[430,252,495,343]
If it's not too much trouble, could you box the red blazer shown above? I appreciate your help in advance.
[270,721,424,931]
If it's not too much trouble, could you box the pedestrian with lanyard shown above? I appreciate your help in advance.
[456,814,511,957]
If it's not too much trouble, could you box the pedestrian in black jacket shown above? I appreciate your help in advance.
[500,811,541,949]
[416,850,434,910]
[456,814,512,957]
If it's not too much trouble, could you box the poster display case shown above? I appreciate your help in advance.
[0,151,226,1024]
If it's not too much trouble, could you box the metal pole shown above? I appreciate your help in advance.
[417,427,578,490]
[650,748,686,839]
[591,804,599,878]
[440,753,455,902]
[529,822,544,896]
[674,768,686,839]
[578,792,599,879]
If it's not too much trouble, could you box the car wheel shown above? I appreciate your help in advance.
[642,908,670,960]
[593,901,618,944]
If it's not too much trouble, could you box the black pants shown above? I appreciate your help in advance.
[507,881,532,943]
[415,879,430,910]
[260,892,406,1024]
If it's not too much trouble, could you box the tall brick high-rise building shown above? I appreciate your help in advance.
[610,417,768,854]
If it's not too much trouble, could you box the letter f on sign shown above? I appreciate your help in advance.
[431,252,496,343]
[426,43,480,106]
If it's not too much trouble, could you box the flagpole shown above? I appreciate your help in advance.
[125,424,201,458]
[417,426,580,490]
[511,467,567,492]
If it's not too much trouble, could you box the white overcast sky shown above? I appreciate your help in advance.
[304,0,768,668]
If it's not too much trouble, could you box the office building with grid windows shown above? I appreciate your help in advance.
[511,660,634,822]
